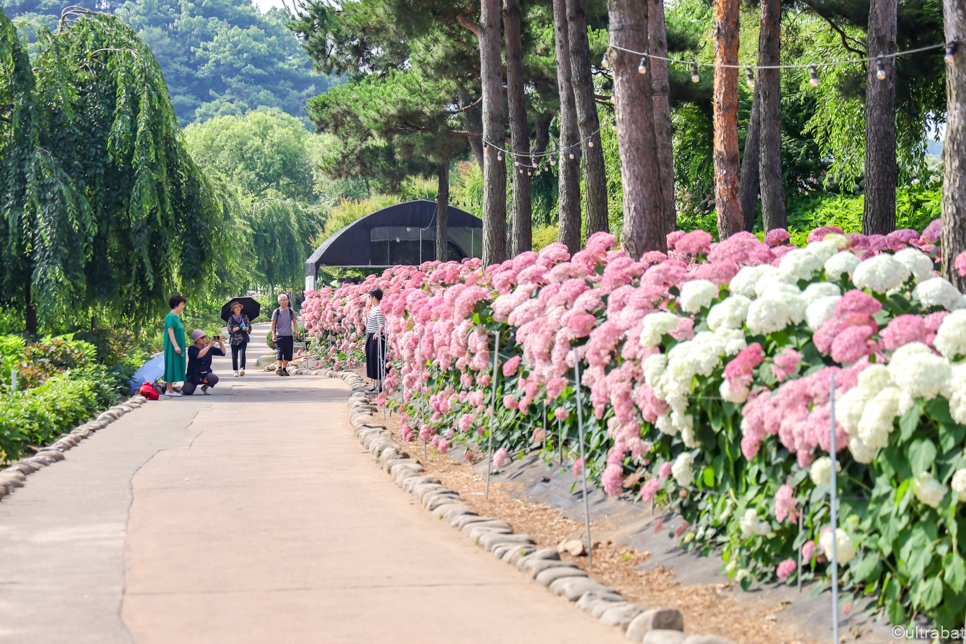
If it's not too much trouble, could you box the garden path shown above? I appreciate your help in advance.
[0,345,625,644]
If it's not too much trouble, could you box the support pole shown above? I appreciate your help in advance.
[573,357,594,572]
[829,373,839,644]
[378,322,386,420]
[419,333,426,459]
[797,504,804,594]
[485,332,501,500]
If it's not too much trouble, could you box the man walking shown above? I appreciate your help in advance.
[271,293,299,376]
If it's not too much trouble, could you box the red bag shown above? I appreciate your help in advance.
[138,382,160,401]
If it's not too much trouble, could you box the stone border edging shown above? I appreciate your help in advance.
[327,368,737,644]
[0,395,148,502]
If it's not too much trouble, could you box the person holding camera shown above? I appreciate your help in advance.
[226,300,251,377]
[182,330,225,395]
[271,293,299,376]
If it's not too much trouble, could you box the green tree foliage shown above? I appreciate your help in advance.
[0,8,230,332]
[4,0,338,125]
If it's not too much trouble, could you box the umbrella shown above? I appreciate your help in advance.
[128,355,165,395]
[220,297,261,322]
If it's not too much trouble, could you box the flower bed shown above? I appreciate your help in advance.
[303,221,966,628]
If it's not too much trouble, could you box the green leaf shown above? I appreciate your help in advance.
[899,404,922,442]
[852,554,881,582]
[939,422,966,454]
[886,601,905,625]
[909,438,937,477]
[703,466,715,487]
[919,577,943,609]
[946,553,966,592]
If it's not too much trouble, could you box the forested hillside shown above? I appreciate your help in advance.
[4,0,337,124]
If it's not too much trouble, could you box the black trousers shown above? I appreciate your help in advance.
[231,342,248,370]
[182,372,219,395]
[365,333,386,380]
[276,335,294,362]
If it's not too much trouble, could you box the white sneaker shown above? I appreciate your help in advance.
[239,369,245,376]
[233,370,240,377]
[166,391,183,397]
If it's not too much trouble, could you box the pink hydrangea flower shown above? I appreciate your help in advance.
[802,540,816,561]
[502,356,522,377]
[772,348,802,382]
[956,251,966,277]
[676,230,713,256]
[775,484,799,523]
[776,558,797,581]
[807,225,844,243]
[493,447,509,468]
[835,290,883,318]
[546,377,568,399]
[921,219,942,244]
[572,457,583,477]
[764,229,791,247]
[880,314,928,350]
[554,407,570,421]
[640,477,662,502]
[659,461,673,479]
[830,325,875,364]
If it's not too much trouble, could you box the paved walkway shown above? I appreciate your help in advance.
[0,346,625,643]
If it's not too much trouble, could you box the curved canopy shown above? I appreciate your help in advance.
[304,200,482,275]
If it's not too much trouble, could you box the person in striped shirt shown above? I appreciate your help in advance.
[365,288,387,393]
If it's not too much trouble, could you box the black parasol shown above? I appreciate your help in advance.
[221,297,261,322]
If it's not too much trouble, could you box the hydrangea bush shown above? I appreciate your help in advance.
[303,220,966,628]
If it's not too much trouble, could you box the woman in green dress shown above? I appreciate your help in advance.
[163,294,187,397]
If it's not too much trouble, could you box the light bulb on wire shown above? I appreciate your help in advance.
[601,52,608,68]
[946,42,957,64]
[569,151,575,160]
[588,138,594,148]
[550,158,556,166]
[808,65,819,88]
[514,159,519,166]
[690,61,700,83]
[746,66,755,89]
[638,55,648,75]
[497,152,503,161]
[876,57,886,80]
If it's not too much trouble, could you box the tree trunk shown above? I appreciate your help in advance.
[941,0,966,289]
[713,0,742,239]
[740,83,761,232]
[757,0,786,232]
[480,0,508,265]
[649,0,676,233]
[534,112,552,159]
[566,0,609,236]
[460,89,485,171]
[25,286,38,336]
[609,0,667,258]
[862,0,898,236]
[553,0,582,254]
[504,0,532,257]
[436,161,450,262]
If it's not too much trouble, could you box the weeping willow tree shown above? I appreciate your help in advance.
[0,8,230,333]
[247,197,326,291]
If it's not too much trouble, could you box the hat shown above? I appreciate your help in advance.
[191,329,207,342]
[230,300,243,310]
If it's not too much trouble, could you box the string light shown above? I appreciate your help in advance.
[690,61,700,83]
[875,57,886,80]
[946,42,957,64]
[527,171,532,177]
[514,159,519,166]
[745,66,755,89]
[638,55,648,74]
[601,52,608,68]
[588,139,594,148]
[550,158,556,166]
[569,151,575,160]
[497,152,503,161]
[808,64,819,87]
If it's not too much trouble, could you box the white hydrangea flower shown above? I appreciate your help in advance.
[894,247,936,284]
[720,379,749,404]
[809,456,841,487]
[640,312,681,348]
[746,297,793,335]
[671,452,695,486]
[913,277,965,311]
[729,265,772,299]
[643,353,668,388]
[936,310,966,359]
[805,239,840,263]
[707,295,752,330]
[825,252,861,280]
[852,254,911,293]
[858,387,904,449]
[951,469,966,502]
[739,509,771,537]
[754,271,800,298]
[822,233,849,250]
[806,296,841,331]
[848,434,878,464]
[680,423,698,449]
[835,387,869,436]
[887,342,951,400]
[655,413,677,436]
[780,248,826,282]
[802,282,842,306]
[820,528,856,564]
[714,327,748,356]
[911,472,947,508]
[858,364,895,396]
[679,279,719,313]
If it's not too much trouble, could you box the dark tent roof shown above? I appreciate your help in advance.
[305,200,482,274]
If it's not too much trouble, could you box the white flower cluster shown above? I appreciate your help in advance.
[729,265,772,298]
[820,528,856,564]
[836,365,914,462]
[852,254,911,293]
[888,342,951,400]
[936,310,966,359]
[746,297,794,335]
[894,248,936,284]
[913,277,965,311]
[802,282,842,305]
[806,296,841,331]
[671,452,695,487]
[952,469,966,502]
[680,279,719,313]
[809,456,842,486]
[779,248,826,282]
[640,312,681,348]
[824,251,861,280]
[739,509,771,537]
[707,295,752,331]
[911,471,948,508]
